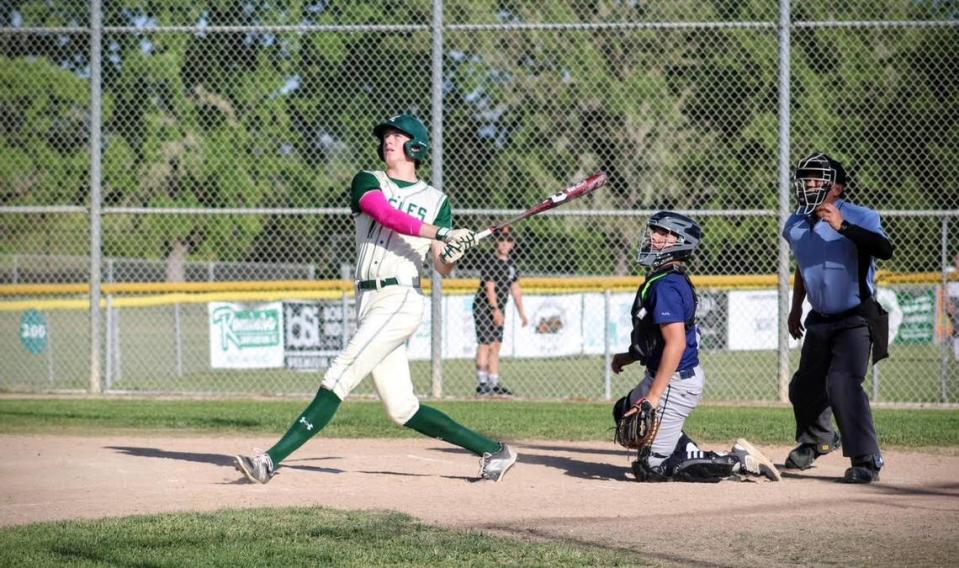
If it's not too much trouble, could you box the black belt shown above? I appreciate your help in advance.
[356,277,421,290]
[651,367,697,380]
[678,367,697,379]
[811,302,864,322]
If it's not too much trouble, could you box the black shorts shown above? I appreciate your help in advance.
[473,305,504,344]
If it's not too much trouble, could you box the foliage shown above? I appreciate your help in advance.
[1,0,955,275]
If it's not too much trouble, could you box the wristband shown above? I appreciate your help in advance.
[838,220,850,234]
[436,227,450,242]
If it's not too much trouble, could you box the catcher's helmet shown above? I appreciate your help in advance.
[794,153,847,215]
[637,211,702,269]
[373,114,430,163]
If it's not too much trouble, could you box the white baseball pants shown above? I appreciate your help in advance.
[627,365,705,467]
[321,286,425,424]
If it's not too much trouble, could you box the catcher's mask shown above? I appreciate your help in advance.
[794,153,847,215]
[637,211,702,269]
[373,114,430,164]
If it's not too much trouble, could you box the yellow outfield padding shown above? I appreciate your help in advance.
[0,290,348,312]
[0,280,357,296]
[0,271,952,305]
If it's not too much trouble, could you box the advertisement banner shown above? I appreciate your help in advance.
[209,302,284,368]
[696,290,728,351]
[894,289,936,344]
[726,290,805,351]
[283,300,354,372]
[582,292,632,355]
[512,295,583,358]
[726,291,779,351]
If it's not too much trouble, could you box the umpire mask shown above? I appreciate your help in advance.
[794,153,846,215]
[637,211,702,269]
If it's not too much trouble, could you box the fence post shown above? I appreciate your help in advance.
[105,295,112,390]
[87,0,104,394]
[603,289,612,401]
[941,215,951,403]
[429,0,445,399]
[114,304,122,385]
[776,0,793,403]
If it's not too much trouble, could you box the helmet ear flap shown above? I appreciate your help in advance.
[404,140,428,162]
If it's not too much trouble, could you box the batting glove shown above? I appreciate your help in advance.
[437,227,473,243]
[448,229,476,249]
[440,242,463,264]
[440,229,476,264]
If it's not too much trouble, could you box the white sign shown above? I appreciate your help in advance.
[582,292,635,355]
[726,290,806,351]
[512,295,583,357]
[209,302,284,368]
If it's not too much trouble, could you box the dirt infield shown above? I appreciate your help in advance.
[2,435,958,566]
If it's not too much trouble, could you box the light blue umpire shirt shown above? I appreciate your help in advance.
[782,199,887,316]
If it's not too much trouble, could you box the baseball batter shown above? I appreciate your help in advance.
[234,114,518,483]
[611,211,781,483]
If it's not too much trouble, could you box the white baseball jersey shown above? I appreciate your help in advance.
[352,170,451,282]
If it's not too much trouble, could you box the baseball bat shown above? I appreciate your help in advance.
[474,171,608,242]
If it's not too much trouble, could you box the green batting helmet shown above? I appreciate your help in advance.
[373,114,430,163]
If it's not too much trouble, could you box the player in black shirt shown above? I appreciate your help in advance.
[473,227,528,395]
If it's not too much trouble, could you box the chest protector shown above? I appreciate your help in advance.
[629,265,697,365]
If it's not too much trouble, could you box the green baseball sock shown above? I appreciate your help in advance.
[267,388,341,465]
[404,404,500,455]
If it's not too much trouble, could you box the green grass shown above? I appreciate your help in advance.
[1,398,957,448]
[0,507,641,567]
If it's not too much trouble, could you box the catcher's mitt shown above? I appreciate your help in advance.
[614,399,660,450]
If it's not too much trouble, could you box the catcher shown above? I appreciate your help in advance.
[611,211,781,483]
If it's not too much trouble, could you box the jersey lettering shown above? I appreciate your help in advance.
[385,197,429,222]
[354,171,448,282]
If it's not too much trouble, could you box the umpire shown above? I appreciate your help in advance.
[783,153,894,484]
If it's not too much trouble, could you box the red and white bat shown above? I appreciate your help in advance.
[474,172,608,241]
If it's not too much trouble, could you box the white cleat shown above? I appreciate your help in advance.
[479,443,518,482]
[234,452,275,484]
[732,438,782,482]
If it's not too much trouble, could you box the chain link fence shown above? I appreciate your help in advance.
[1,1,957,403]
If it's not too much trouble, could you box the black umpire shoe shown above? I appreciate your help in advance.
[841,454,883,484]
[784,432,841,470]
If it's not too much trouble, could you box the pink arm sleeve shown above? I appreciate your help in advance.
[358,190,425,237]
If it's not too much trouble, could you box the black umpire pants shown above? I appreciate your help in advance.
[788,311,881,459]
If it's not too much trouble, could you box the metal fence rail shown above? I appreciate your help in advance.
[1,1,957,402]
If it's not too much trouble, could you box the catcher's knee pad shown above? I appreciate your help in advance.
[631,458,670,482]
[671,455,738,483]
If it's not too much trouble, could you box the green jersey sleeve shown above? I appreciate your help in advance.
[433,197,452,229]
[350,171,381,214]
